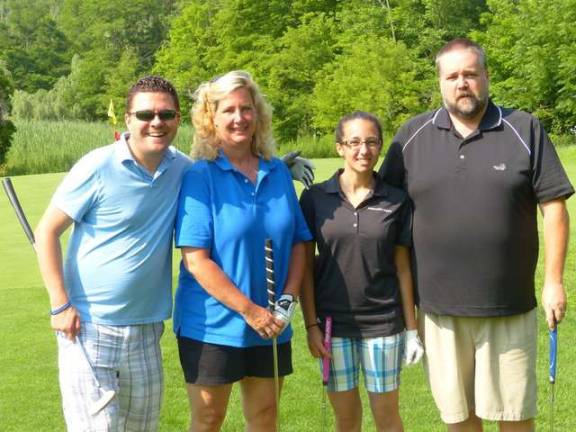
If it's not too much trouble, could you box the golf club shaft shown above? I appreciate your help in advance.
[549,326,557,432]
[322,316,332,384]
[265,239,280,431]
[2,177,36,249]
[321,316,332,432]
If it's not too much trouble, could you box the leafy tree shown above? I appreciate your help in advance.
[11,55,84,120]
[153,0,219,114]
[0,0,71,92]
[154,0,328,122]
[104,48,141,116]
[0,61,15,165]
[59,0,176,71]
[473,0,576,133]
[263,12,339,140]
[55,0,177,119]
[312,37,433,137]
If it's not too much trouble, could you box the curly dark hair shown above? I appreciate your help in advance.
[126,76,180,112]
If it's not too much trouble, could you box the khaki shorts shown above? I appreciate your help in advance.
[420,309,537,424]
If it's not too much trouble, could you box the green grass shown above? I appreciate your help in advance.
[1,151,575,431]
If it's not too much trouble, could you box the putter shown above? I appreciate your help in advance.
[265,239,280,432]
[549,325,557,432]
[2,177,116,416]
[321,316,333,432]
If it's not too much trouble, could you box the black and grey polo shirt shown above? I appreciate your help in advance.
[379,100,574,317]
[299,170,412,338]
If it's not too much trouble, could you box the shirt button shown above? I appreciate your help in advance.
[244,179,249,183]
[353,223,357,227]
[459,154,465,159]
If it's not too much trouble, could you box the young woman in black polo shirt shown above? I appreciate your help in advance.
[299,111,423,432]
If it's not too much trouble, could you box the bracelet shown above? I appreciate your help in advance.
[50,301,72,316]
[305,323,319,330]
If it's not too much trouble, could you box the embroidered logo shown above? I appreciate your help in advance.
[367,207,392,213]
[493,163,506,171]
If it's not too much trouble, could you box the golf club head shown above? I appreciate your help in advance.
[88,390,116,416]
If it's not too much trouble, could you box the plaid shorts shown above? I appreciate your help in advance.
[57,321,164,432]
[324,333,404,393]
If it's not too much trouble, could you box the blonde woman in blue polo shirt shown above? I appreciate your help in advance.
[299,111,424,432]
[174,70,311,432]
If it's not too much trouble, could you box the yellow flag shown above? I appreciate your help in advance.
[107,100,117,126]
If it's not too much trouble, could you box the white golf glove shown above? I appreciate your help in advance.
[281,151,315,189]
[273,294,297,333]
[404,329,424,365]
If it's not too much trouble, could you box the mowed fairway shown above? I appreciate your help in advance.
[1,151,575,431]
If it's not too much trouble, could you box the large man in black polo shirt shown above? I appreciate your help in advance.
[380,38,573,431]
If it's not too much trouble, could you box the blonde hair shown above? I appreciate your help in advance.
[190,70,276,161]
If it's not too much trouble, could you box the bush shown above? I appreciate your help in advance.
[0,62,16,166]
[277,134,338,159]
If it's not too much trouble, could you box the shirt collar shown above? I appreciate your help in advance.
[116,132,134,163]
[213,150,278,175]
[432,99,502,131]
[322,169,388,197]
[116,132,177,173]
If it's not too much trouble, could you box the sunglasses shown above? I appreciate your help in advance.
[129,109,179,121]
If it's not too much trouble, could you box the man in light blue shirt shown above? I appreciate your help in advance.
[35,76,190,431]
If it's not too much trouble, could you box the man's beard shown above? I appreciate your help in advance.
[444,93,487,119]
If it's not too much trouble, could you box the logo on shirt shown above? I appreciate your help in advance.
[493,163,506,171]
[367,207,392,213]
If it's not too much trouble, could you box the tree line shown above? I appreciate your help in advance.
[1,0,575,145]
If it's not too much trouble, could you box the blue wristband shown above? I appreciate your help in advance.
[50,301,72,316]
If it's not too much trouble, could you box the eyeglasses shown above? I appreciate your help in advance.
[129,109,179,121]
[341,138,381,149]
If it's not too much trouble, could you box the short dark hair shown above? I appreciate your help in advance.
[126,76,180,112]
[435,38,487,72]
[335,111,383,144]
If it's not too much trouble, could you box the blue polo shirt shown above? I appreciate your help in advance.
[52,134,191,325]
[174,152,312,347]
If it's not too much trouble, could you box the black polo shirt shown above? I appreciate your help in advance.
[379,100,574,317]
[299,170,412,338]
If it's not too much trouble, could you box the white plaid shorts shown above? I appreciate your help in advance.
[323,333,404,393]
[57,321,164,432]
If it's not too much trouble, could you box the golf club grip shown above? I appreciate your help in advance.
[265,239,276,311]
[322,316,332,385]
[549,327,557,383]
[2,177,36,247]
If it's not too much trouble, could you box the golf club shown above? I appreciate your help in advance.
[2,177,36,251]
[321,316,332,432]
[2,176,116,416]
[265,238,280,431]
[549,325,557,432]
